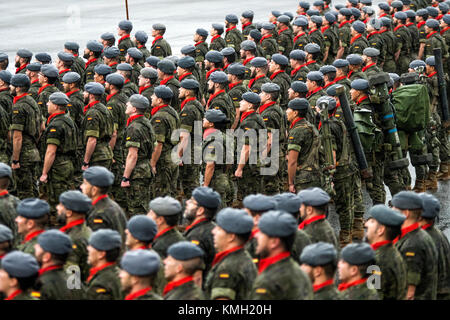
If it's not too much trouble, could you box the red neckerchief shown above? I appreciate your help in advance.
[240,110,255,122]
[210,35,221,44]
[243,56,255,66]
[66,89,79,97]
[436,14,443,20]
[293,32,306,43]
[135,245,150,250]
[38,83,52,95]
[153,226,175,242]
[422,223,433,230]
[118,34,130,44]
[180,97,196,111]
[347,70,354,79]
[349,19,355,23]
[308,28,318,36]
[124,79,130,84]
[356,95,368,105]
[393,222,420,244]
[339,20,351,28]
[371,240,391,251]
[0,190,8,197]
[87,262,115,283]
[362,62,376,72]
[323,80,337,89]
[46,111,65,125]
[179,72,193,82]
[366,31,379,39]
[229,81,242,90]
[249,228,259,240]
[334,75,347,82]
[207,89,225,108]
[394,24,405,32]
[60,218,85,233]
[109,62,118,68]
[226,25,236,33]
[139,85,151,94]
[159,75,174,85]
[4,289,22,300]
[363,18,369,24]
[441,26,450,35]
[185,218,208,233]
[248,74,265,88]
[299,214,326,229]
[258,251,290,273]
[22,229,45,244]
[59,68,70,75]
[242,22,252,31]
[306,86,323,98]
[212,245,243,267]
[151,103,169,116]
[418,21,426,29]
[137,45,145,49]
[106,92,119,103]
[163,276,194,296]
[83,100,99,114]
[195,41,204,47]
[405,22,414,27]
[350,34,362,44]
[305,60,316,67]
[206,67,221,80]
[203,127,217,139]
[13,92,28,104]
[270,70,285,80]
[338,278,368,291]
[278,26,289,35]
[152,35,163,46]
[259,101,276,114]
[30,79,39,85]
[39,265,62,277]
[433,2,439,7]
[92,194,108,206]
[223,63,230,71]
[125,287,152,300]
[427,31,438,39]
[85,58,97,69]
[378,29,387,35]
[260,34,273,44]
[290,63,307,77]
[16,63,28,74]
[127,114,144,127]
[379,13,388,18]
[290,117,304,129]
[313,279,335,292]
[427,71,437,78]
[321,25,330,33]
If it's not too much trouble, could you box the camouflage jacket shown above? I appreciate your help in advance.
[183,219,216,275]
[152,227,185,259]
[0,192,19,240]
[207,90,235,128]
[66,89,85,129]
[290,64,310,82]
[348,35,369,56]
[62,221,92,282]
[0,88,13,115]
[248,75,271,94]
[313,282,342,300]
[28,80,41,102]
[225,27,244,54]
[37,84,60,118]
[122,80,139,98]
[85,263,123,300]
[228,82,249,109]
[293,32,310,51]
[209,36,226,52]
[17,229,45,256]
[150,105,181,161]
[339,279,380,300]
[33,266,74,300]
[151,37,172,59]
[127,287,163,300]
[83,58,101,84]
[118,36,135,61]
[105,91,128,164]
[291,229,312,264]
[269,71,291,109]
[260,35,278,60]
[87,196,127,241]
[277,28,294,56]
[164,277,205,300]
[300,217,338,249]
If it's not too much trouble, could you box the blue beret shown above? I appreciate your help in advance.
[106,73,125,86]
[426,56,436,66]
[319,65,337,74]
[391,191,424,210]
[242,10,254,19]
[243,194,277,212]
[17,198,49,218]
[273,193,302,215]
[351,7,361,18]
[300,242,337,266]
[129,94,150,110]
[278,15,291,24]
[250,57,268,67]
[118,20,133,32]
[127,47,143,60]
[180,78,200,90]
[2,251,39,278]
[205,50,224,63]
[288,97,309,110]
[271,53,289,66]
[261,82,281,93]
[156,59,175,74]
[166,55,179,66]
[225,14,239,24]
[409,59,426,69]
[196,28,208,37]
[339,8,353,16]
[64,41,79,51]
[389,73,400,82]
[311,15,323,25]
[212,23,225,32]
[314,0,325,6]
[26,63,41,72]
[0,225,13,242]
[380,17,392,27]
[49,92,70,105]
[307,9,321,17]
[57,51,74,63]
[341,242,375,265]
[271,10,282,17]
[145,56,160,68]
[249,29,262,41]
[361,0,372,4]
[16,49,33,59]
[405,10,416,19]
[326,84,340,96]
[84,82,105,95]
[168,241,205,260]
[117,63,133,72]
[261,22,276,30]
[83,166,114,187]
[227,63,246,75]
[192,186,221,209]
[242,91,261,105]
[291,81,308,93]
[351,78,369,91]
[121,249,160,276]
[140,67,158,79]
[59,190,92,213]
[205,109,228,123]
[284,12,294,21]
[103,46,120,59]
[38,230,72,255]
[299,1,310,10]
[216,208,254,234]
[335,4,345,10]
[290,49,307,61]
[0,162,12,178]
[221,47,236,57]
[61,71,80,84]
[298,187,331,206]
[89,229,122,251]
[348,0,359,4]
[100,32,115,41]
[347,53,363,65]
[86,40,104,53]
[293,17,309,27]
[135,30,148,44]
[392,0,403,8]
[369,18,382,31]
[127,215,157,242]
[427,6,439,17]
[426,19,440,29]
[209,71,228,83]
[41,64,58,78]
[241,40,257,51]
[154,85,173,99]
[394,11,407,20]
[439,2,449,12]
[152,23,166,31]
[307,71,324,81]
[10,74,30,87]
[149,196,181,216]
[325,12,337,23]
[352,20,366,33]
[0,70,12,83]
[378,2,391,11]
[317,96,337,112]
[416,8,429,17]
[363,6,375,15]
[368,204,406,227]
[333,59,349,68]
[94,64,112,76]
[363,47,380,57]
[444,14,450,24]
[305,43,321,54]
[258,210,298,237]
[178,56,195,69]
[419,193,440,219]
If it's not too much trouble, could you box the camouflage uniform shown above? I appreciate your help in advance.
[242,23,256,39]
[86,196,127,241]
[367,31,386,66]
[151,37,172,59]
[393,25,412,75]
[277,27,294,56]
[209,36,226,52]
[228,82,249,109]
[122,80,139,98]
[299,217,338,249]
[348,34,369,55]
[269,70,291,109]
[290,64,310,82]
[0,88,13,114]
[0,192,19,241]
[66,89,85,130]
[0,104,10,164]
[118,35,135,62]
[314,282,342,300]
[152,227,185,259]
[323,26,339,65]
[160,76,181,113]
[207,90,235,128]
[338,21,352,58]
[224,26,244,54]
[37,84,59,118]
[291,230,312,264]
[248,75,271,94]
[163,278,205,300]
[309,29,325,60]
[28,80,41,102]
[260,35,278,60]
[406,23,419,59]
[85,263,123,300]
[83,58,101,84]
[293,32,309,51]
[17,230,44,255]
[33,267,74,300]
[339,279,380,300]
[378,29,397,73]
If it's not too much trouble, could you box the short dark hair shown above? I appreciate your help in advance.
[50,252,70,266]
[321,261,337,279]
[297,109,308,118]
[202,206,218,220]
[93,51,102,59]
[91,94,104,102]
[225,53,236,64]
[162,214,180,227]
[161,97,172,105]
[105,247,121,263]
[121,70,132,80]
[16,274,39,291]
[312,79,324,87]
[105,39,115,47]
[384,225,401,241]
[111,83,124,91]
[213,61,224,69]
[235,231,252,245]
[267,91,280,102]
[325,72,336,82]
[0,177,10,190]
[357,259,376,278]
[312,204,328,215]
[46,76,58,85]
[32,215,48,229]
[279,232,296,253]
[181,257,204,275]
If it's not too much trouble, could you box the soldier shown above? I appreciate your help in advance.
[366,19,386,67]
[100,32,115,49]
[83,40,103,85]
[222,47,238,73]
[319,65,338,91]
[260,23,279,60]
[304,43,322,71]
[336,8,353,59]
[163,241,205,300]
[292,17,310,51]
[26,63,41,102]
[300,242,341,300]
[102,47,121,73]
[210,23,226,52]
[251,210,313,300]
[151,23,172,59]
[361,48,382,77]
[276,15,294,56]
[347,54,368,81]
[297,1,310,16]
[204,50,224,87]
[62,72,84,130]
[248,57,270,94]
[64,42,85,77]
[93,64,112,93]
[147,196,185,259]
[240,40,257,67]
[117,20,135,62]
[322,13,339,64]
[290,50,309,82]
[306,71,326,115]
[0,70,12,117]
[39,92,77,214]
[241,10,256,40]
[376,18,396,73]
[37,64,60,118]
[309,16,326,60]
[405,10,419,59]
[0,52,8,71]
[0,164,18,238]
[424,19,449,59]
[0,251,39,300]
[145,56,160,70]
[205,208,257,299]
[337,243,380,299]
[54,52,75,91]
[81,82,114,169]
[268,54,291,109]
[224,14,244,54]
[206,71,235,127]
[157,59,181,112]
[349,21,369,55]
[86,229,123,300]
[0,225,14,263]
[32,230,73,300]
[393,12,412,75]
[125,48,143,85]
[117,63,138,97]
[15,49,33,74]
[36,54,52,65]
[364,205,408,300]
[392,191,438,300]
[194,28,209,66]
[149,86,180,197]
[81,166,127,239]
[286,98,322,193]
[138,67,158,103]
[9,74,42,199]
[418,193,450,299]
[57,190,92,282]
[134,31,151,63]
[227,63,249,117]
[248,30,266,58]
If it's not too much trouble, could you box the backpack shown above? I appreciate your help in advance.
[392,84,430,132]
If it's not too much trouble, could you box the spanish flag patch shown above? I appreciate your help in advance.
[93,219,103,224]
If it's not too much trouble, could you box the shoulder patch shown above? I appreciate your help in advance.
[93,219,103,224]
[13,110,19,114]
[96,288,107,293]
[255,288,267,294]
[50,129,57,132]
[87,117,92,120]
[31,291,41,298]
[289,136,294,139]
[219,273,230,279]
[72,244,77,249]
[107,106,112,110]
[190,240,200,245]
[405,252,415,257]
[155,119,161,122]
[252,258,259,264]
[126,137,131,140]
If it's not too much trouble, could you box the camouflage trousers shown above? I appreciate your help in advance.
[382,59,396,74]
[153,158,178,198]
[438,123,450,164]
[123,178,152,218]
[111,160,127,211]
[399,130,428,182]
[384,164,407,197]
[294,168,322,193]
[178,163,200,200]
[333,171,355,233]
[365,153,386,205]
[396,55,410,76]
[210,171,233,209]
[261,156,283,195]
[90,158,112,170]
[426,114,441,173]
[12,162,39,199]
[236,165,263,202]
[352,171,365,221]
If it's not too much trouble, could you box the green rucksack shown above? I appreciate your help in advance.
[391,84,430,132]
[354,108,376,154]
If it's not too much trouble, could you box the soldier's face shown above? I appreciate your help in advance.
[47,101,58,115]
[337,260,353,282]
[255,231,270,258]
[163,255,179,282]
[80,179,94,198]
[203,118,213,129]
[306,79,315,91]
[34,244,45,265]
[240,49,246,59]
[9,85,16,96]
[269,14,276,23]
[83,49,90,60]
[269,60,277,74]
[338,14,345,23]
[250,67,257,78]
[212,225,230,252]
[350,88,359,102]
[184,198,198,221]
[151,29,158,37]
[14,56,20,68]
[259,91,270,104]
[0,269,14,294]
[151,94,159,108]
[15,216,29,235]
[125,102,135,116]
[125,229,138,248]
[87,245,101,267]
[288,88,297,100]
[239,99,251,113]
[207,80,215,94]
[119,269,133,293]
[300,264,314,282]
[83,91,90,104]
[56,203,67,225]
[364,218,379,244]
[286,108,298,123]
